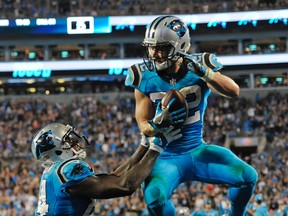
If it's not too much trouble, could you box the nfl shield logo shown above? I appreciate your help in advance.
[169,78,177,86]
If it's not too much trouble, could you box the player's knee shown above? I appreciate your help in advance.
[144,185,167,207]
[244,164,258,185]
[249,165,258,184]
[235,164,258,187]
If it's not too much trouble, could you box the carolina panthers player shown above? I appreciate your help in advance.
[31,122,181,216]
[125,15,258,216]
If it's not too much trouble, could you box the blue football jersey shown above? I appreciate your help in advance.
[35,159,95,216]
[125,56,211,153]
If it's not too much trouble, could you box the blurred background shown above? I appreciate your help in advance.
[0,0,287,215]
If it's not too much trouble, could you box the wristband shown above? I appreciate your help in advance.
[149,145,163,153]
[202,67,215,83]
[140,133,149,148]
[148,120,159,133]
[149,137,163,153]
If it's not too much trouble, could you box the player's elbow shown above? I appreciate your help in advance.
[127,182,140,195]
[119,179,139,196]
[125,187,137,196]
[230,85,240,98]
[225,81,240,98]
[234,84,240,97]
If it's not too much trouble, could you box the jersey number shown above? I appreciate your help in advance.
[180,85,201,125]
[150,85,202,125]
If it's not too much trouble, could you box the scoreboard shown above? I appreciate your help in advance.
[0,9,287,35]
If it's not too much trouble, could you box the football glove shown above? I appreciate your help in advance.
[148,98,187,132]
[177,52,223,82]
[140,132,149,148]
[149,126,182,153]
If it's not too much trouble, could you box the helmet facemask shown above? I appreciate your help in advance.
[143,42,179,72]
[62,128,90,160]
[32,123,90,165]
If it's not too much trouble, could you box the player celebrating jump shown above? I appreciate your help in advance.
[125,15,258,216]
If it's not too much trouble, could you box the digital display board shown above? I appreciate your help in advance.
[0,9,287,35]
[0,17,111,35]
[0,54,287,79]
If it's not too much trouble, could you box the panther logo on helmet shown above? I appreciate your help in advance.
[35,130,56,159]
[168,20,186,38]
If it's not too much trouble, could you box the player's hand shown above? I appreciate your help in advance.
[177,52,223,82]
[149,126,182,153]
[148,98,187,131]
[194,52,223,71]
[140,132,149,148]
[178,51,208,77]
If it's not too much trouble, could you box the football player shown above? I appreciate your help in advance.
[31,122,181,216]
[125,15,258,216]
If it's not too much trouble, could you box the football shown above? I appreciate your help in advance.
[160,89,188,128]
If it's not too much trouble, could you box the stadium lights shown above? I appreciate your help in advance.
[110,9,288,30]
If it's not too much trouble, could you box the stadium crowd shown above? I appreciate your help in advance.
[0,0,287,215]
[0,90,287,215]
[0,0,287,18]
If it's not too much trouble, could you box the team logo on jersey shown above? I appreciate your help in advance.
[71,163,84,176]
[35,130,56,158]
[168,20,186,38]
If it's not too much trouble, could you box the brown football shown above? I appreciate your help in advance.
[161,89,188,128]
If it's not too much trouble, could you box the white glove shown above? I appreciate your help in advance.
[149,126,182,153]
[148,98,186,132]
[177,52,223,82]
[140,132,149,148]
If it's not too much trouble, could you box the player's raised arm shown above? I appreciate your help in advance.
[112,135,149,176]
[180,52,239,98]
[207,72,240,98]
[67,126,182,199]
[32,122,181,207]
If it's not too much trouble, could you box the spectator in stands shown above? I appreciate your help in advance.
[246,194,269,216]
[0,0,287,18]
[191,199,219,216]
[0,90,287,215]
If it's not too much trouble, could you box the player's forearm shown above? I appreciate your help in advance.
[134,89,157,136]
[136,106,157,136]
[110,149,159,197]
[92,149,159,198]
[113,145,149,176]
[138,121,158,137]
[208,72,240,98]
[121,149,159,191]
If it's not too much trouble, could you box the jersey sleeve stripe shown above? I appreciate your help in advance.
[56,158,76,184]
[149,16,173,38]
[203,53,216,69]
[130,64,141,87]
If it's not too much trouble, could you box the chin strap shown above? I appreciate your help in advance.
[70,146,87,159]
[42,160,54,168]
